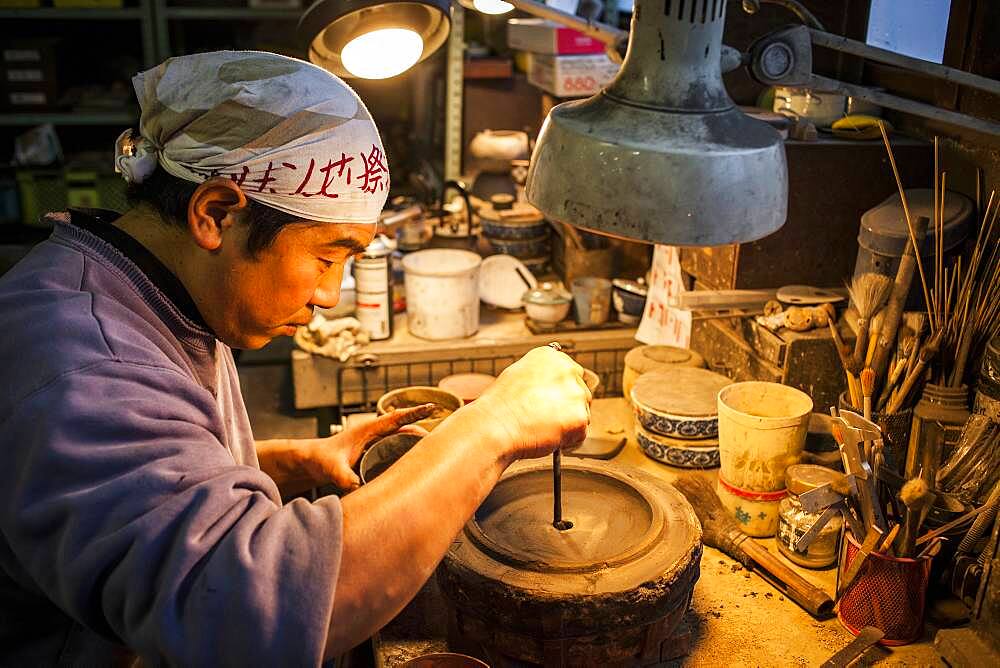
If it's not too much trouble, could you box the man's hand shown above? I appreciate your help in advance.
[255,404,434,494]
[465,345,592,464]
[300,404,434,490]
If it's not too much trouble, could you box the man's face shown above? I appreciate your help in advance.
[205,219,377,349]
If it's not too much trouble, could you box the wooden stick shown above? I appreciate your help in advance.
[880,122,935,332]
[870,217,929,400]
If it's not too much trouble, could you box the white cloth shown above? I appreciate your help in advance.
[116,50,389,224]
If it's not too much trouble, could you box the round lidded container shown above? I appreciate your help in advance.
[855,189,972,310]
[776,464,844,568]
[622,345,706,404]
[631,367,731,440]
[522,281,572,327]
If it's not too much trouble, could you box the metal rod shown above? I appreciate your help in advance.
[552,449,563,528]
[809,29,1000,97]
[810,74,1000,137]
[507,0,626,46]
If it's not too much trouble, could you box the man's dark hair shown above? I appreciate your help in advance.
[125,167,301,256]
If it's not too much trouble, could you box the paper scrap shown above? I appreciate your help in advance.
[636,245,692,347]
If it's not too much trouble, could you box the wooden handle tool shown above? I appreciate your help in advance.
[839,526,884,597]
[674,476,834,618]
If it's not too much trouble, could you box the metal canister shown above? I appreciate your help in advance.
[776,464,843,568]
[354,237,393,341]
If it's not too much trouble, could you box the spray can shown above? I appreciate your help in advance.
[354,237,394,341]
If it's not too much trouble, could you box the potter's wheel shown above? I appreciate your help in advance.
[470,467,662,572]
[438,460,703,666]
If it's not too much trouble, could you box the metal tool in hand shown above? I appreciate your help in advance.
[547,342,573,531]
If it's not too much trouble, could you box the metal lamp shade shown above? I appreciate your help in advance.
[526,0,788,246]
[300,0,451,78]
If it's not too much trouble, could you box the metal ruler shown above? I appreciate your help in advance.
[444,5,465,183]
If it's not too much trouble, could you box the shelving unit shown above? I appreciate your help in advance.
[0,2,157,69]
[0,7,144,19]
[0,110,137,126]
[151,0,303,61]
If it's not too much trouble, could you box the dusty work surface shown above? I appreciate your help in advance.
[375,398,944,667]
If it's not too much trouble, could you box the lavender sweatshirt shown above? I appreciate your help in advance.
[0,218,343,666]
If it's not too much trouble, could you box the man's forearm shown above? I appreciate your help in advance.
[255,438,319,495]
[324,402,511,658]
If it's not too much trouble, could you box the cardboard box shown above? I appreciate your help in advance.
[507,18,606,55]
[527,53,619,98]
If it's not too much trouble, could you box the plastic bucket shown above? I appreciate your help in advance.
[717,382,813,492]
[403,249,482,340]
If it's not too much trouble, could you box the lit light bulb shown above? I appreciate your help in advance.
[341,28,424,79]
[473,0,514,14]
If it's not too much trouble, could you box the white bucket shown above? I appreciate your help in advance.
[403,249,482,340]
[717,382,813,492]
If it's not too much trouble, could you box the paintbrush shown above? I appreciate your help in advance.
[887,328,943,414]
[859,368,885,493]
[860,368,875,422]
[897,477,934,557]
[877,354,909,412]
[673,476,834,618]
[848,273,893,372]
[828,317,860,408]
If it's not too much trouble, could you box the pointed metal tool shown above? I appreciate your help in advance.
[547,342,573,531]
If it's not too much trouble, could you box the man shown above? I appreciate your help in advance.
[0,51,590,666]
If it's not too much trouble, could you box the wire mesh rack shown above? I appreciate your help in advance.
[335,347,627,416]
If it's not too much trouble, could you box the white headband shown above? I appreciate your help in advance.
[115,50,390,224]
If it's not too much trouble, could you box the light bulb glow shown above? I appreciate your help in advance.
[473,0,514,14]
[342,28,423,79]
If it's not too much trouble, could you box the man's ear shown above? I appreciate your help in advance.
[187,177,248,251]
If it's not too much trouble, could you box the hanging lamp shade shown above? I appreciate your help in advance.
[526,0,788,246]
[300,0,451,79]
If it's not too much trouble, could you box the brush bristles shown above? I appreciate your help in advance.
[900,478,931,507]
[860,367,875,396]
[848,273,893,320]
[903,311,926,335]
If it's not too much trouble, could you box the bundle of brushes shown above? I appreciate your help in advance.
[832,273,892,411]
[836,125,1000,414]
[872,128,1000,412]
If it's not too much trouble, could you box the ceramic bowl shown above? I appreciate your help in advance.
[360,432,423,484]
[635,424,719,469]
[524,300,570,324]
[376,386,463,431]
[522,281,572,326]
[438,373,495,403]
[612,278,648,323]
[485,233,551,258]
[481,217,550,240]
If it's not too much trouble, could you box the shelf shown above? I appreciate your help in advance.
[0,111,137,126]
[0,7,143,19]
[164,7,300,20]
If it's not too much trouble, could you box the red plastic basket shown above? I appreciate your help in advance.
[837,533,933,645]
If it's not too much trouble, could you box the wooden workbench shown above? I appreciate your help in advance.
[372,398,943,667]
[292,308,638,410]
